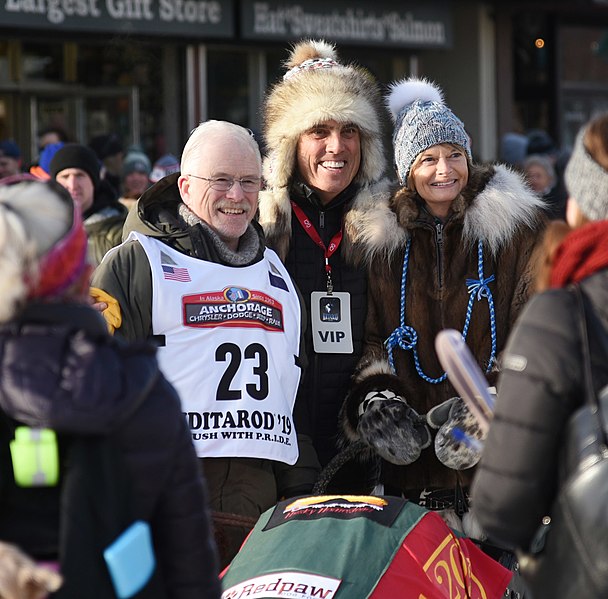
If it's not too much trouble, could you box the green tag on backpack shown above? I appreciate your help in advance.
[10,427,59,487]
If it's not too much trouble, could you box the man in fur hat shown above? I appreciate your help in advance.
[258,40,393,489]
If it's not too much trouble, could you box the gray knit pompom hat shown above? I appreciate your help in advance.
[386,78,471,185]
[564,124,608,221]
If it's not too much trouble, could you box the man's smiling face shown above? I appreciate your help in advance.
[179,133,260,251]
[296,120,361,205]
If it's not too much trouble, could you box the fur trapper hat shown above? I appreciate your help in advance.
[387,77,471,185]
[262,39,386,189]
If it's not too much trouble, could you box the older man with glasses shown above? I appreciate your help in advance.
[92,120,314,565]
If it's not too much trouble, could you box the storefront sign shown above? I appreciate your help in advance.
[241,0,453,48]
[0,0,234,37]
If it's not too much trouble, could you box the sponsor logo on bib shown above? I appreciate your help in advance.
[183,287,284,331]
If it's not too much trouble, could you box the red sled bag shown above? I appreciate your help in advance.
[221,495,511,599]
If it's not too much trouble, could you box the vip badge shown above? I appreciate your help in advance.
[310,291,353,354]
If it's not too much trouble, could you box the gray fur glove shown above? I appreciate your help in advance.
[427,397,486,470]
[358,390,431,466]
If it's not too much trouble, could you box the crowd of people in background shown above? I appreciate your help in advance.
[0,37,606,599]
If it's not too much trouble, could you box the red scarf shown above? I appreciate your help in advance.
[550,220,608,288]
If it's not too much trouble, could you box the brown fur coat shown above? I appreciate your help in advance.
[342,162,547,492]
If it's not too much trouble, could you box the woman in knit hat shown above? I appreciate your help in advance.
[0,177,221,597]
[340,77,546,515]
[472,112,608,597]
[258,39,393,490]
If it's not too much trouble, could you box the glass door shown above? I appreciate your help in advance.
[26,86,139,166]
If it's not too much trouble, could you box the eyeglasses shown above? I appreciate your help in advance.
[187,174,261,193]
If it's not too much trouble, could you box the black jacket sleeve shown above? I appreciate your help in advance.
[122,372,221,598]
[471,289,582,550]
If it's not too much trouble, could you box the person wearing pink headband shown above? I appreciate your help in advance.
[0,177,221,597]
[0,177,87,315]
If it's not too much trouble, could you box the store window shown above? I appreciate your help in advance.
[512,12,553,134]
[0,42,9,84]
[78,41,176,160]
[22,42,63,82]
[562,26,608,83]
[207,49,250,126]
[560,25,608,147]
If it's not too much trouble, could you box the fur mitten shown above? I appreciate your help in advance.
[358,390,431,465]
[341,367,431,466]
[427,397,485,470]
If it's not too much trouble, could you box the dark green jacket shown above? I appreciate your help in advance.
[91,173,318,497]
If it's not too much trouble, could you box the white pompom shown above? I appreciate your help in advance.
[386,77,444,121]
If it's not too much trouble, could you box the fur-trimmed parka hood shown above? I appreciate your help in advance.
[345,163,546,266]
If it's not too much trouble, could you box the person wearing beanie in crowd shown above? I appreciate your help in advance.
[91,121,310,567]
[526,128,570,221]
[27,126,70,180]
[499,132,528,172]
[50,143,127,266]
[150,153,180,184]
[119,148,152,210]
[258,40,392,490]
[0,140,22,179]
[89,133,125,196]
[29,141,65,180]
[523,153,566,220]
[472,112,608,597]
[0,176,221,598]
[340,77,546,533]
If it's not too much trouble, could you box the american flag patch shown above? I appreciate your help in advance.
[162,265,191,282]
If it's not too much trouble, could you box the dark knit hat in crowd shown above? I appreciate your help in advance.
[262,39,387,190]
[386,78,471,186]
[50,143,101,190]
[122,149,151,178]
[564,124,608,221]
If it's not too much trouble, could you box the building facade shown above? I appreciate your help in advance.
[1,0,608,167]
